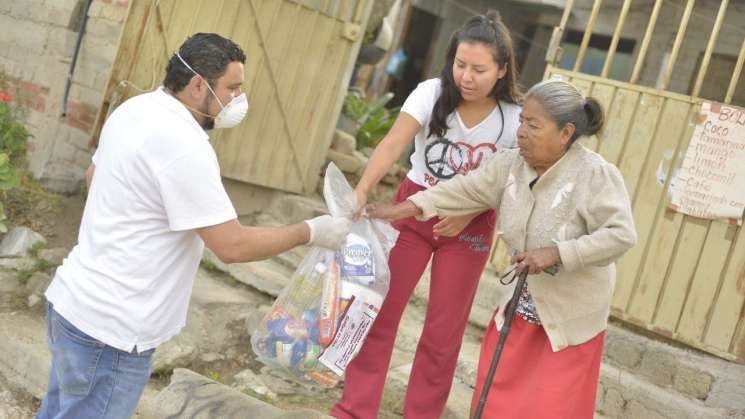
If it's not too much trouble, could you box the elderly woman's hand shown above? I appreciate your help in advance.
[365,200,421,223]
[511,247,561,275]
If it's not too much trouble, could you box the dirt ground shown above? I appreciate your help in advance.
[4,176,85,249]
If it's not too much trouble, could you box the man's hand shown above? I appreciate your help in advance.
[511,247,561,275]
[304,215,352,250]
[432,214,477,237]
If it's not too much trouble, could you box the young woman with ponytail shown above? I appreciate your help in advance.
[332,10,522,419]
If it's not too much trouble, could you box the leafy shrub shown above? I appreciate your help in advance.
[0,73,31,232]
[0,103,29,161]
[0,153,20,232]
[342,88,400,150]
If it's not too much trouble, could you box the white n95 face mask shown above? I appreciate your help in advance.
[176,52,248,129]
[212,91,248,129]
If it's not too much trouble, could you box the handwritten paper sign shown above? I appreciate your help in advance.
[670,101,745,224]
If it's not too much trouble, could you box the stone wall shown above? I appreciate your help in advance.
[0,0,127,193]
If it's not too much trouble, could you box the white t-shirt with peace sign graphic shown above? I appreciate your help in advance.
[401,78,520,188]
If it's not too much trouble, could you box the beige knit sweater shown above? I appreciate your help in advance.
[408,144,637,351]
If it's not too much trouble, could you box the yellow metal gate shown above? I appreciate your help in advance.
[92,0,373,194]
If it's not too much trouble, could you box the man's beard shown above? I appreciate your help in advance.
[199,95,215,130]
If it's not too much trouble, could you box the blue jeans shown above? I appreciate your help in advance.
[36,303,154,419]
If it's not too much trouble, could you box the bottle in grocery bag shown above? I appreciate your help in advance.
[319,259,340,346]
[282,261,327,318]
[253,261,328,371]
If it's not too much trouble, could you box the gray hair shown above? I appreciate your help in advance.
[525,79,604,143]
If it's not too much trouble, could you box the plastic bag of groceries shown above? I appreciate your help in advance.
[251,162,399,387]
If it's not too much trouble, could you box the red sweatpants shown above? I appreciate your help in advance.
[332,178,496,419]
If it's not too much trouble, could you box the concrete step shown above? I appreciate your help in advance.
[601,322,745,417]
[265,193,329,225]
[207,210,312,295]
[0,312,49,400]
[138,368,331,419]
[273,245,308,272]
[387,362,472,419]
[597,363,731,419]
[203,248,296,297]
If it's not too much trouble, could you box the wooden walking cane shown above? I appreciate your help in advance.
[472,268,529,419]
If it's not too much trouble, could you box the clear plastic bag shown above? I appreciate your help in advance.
[251,163,399,387]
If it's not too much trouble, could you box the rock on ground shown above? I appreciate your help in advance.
[0,227,46,258]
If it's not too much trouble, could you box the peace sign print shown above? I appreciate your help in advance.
[425,138,497,180]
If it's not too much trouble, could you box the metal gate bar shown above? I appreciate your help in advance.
[601,0,632,78]
[573,0,603,71]
[691,0,729,97]
[726,37,745,103]
[629,0,663,84]
[659,0,695,90]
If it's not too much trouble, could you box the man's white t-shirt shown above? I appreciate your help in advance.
[401,78,521,188]
[46,88,237,352]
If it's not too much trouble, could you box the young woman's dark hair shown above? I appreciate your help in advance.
[163,33,246,93]
[428,10,522,139]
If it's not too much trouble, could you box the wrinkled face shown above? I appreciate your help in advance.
[452,41,507,103]
[517,97,574,173]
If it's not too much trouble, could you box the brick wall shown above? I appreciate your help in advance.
[0,0,127,193]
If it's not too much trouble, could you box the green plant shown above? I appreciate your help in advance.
[0,72,32,232]
[27,240,45,258]
[201,259,217,271]
[16,270,33,284]
[0,73,30,163]
[0,102,29,161]
[342,88,400,150]
[15,245,56,284]
[0,153,20,232]
[33,257,55,273]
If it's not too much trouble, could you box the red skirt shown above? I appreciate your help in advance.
[470,315,604,419]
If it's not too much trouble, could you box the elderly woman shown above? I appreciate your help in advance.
[367,79,637,418]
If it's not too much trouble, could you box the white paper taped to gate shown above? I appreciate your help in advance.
[670,101,745,224]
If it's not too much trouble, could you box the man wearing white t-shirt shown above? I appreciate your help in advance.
[36,33,350,419]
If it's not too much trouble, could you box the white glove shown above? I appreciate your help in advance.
[304,215,352,250]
